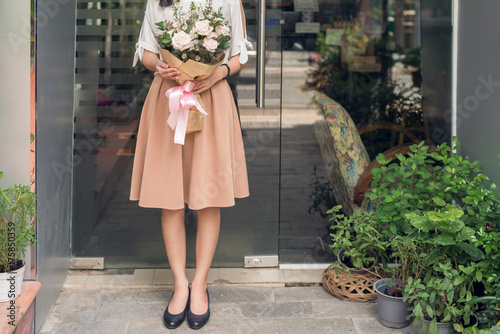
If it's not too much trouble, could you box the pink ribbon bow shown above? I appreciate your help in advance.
[165,81,208,145]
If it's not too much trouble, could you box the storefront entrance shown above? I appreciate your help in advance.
[70,0,441,268]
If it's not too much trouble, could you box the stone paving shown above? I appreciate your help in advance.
[39,269,418,334]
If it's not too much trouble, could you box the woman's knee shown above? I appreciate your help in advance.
[197,207,220,218]
[161,208,185,219]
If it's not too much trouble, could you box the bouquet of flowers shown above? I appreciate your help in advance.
[155,0,232,83]
[154,0,232,145]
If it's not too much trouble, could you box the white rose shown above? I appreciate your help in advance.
[196,20,213,36]
[207,31,217,39]
[215,25,230,36]
[203,37,218,53]
[171,31,194,51]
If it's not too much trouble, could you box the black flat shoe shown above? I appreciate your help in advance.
[187,289,210,330]
[163,288,190,329]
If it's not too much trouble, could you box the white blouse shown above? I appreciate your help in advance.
[132,0,253,67]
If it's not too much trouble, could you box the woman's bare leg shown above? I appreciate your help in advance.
[190,207,220,314]
[161,208,190,314]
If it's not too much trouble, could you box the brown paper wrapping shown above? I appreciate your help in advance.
[159,49,225,84]
[159,49,225,134]
[186,94,205,134]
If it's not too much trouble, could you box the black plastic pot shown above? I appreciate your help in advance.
[373,278,412,328]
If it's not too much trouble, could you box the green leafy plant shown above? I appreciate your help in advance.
[0,171,37,273]
[471,227,500,329]
[465,325,500,334]
[466,296,500,332]
[366,139,500,238]
[468,158,500,329]
[405,201,481,262]
[365,139,499,333]
[403,204,485,333]
[372,234,429,297]
[405,262,481,334]
[328,206,386,272]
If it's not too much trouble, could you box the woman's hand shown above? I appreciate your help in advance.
[191,75,219,95]
[156,60,180,81]
[191,64,227,95]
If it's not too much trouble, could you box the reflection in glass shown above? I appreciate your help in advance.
[279,0,451,263]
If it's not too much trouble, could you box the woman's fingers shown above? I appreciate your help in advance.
[192,78,213,95]
[156,61,169,72]
[158,66,180,81]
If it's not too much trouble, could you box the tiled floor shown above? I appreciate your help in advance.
[39,268,418,334]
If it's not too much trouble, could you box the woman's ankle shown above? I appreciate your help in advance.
[173,276,190,291]
[191,277,208,291]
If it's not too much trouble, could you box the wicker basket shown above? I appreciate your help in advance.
[322,262,381,303]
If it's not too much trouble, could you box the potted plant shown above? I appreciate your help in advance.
[372,234,427,328]
[373,277,413,328]
[328,206,386,274]
[365,139,499,332]
[321,205,387,303]
[0,171,37,302]
[403,203,485,334]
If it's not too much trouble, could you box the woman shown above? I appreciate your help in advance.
[129,0,251,329]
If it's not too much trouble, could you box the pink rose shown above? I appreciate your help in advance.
[195,20,213,36]
[171,31,194,51]
[216,25,230,36]
[203,37,218,53]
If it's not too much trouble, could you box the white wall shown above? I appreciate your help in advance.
[0,1,31,187]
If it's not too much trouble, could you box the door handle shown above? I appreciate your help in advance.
[256,0,265,108]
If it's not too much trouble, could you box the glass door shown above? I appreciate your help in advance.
[278,0,427,264]
[71,0,282,268]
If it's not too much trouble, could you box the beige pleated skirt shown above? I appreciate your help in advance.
[129,74,250,210]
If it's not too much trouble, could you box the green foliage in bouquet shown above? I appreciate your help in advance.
[155,0,231,65]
